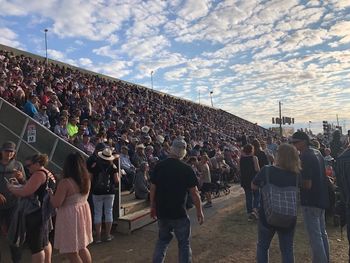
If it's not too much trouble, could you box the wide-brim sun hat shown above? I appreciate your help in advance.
[98,148,115,161]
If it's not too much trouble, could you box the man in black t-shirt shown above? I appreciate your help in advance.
[150,137,204,263]
[291,131,329,263]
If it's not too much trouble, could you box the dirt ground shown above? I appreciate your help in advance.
[1,189,348,262]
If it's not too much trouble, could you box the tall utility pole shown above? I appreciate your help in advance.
[210,91,213,107]
[44,29,48,65]
[198,90,200,104]
[279,101,282,136]
[336,114,339,127]
[151,71,154,90]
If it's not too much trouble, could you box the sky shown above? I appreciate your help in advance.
[1,0,350,134]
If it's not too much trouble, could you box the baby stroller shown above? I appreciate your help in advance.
[210,171,231,198]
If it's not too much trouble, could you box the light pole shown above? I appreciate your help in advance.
[151,70,154,90]
[44,29,48,65]
[210,91,213,107]
[279,101,282,136]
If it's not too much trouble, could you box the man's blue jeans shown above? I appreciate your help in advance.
[257,221,295,263]
[243,188,260,214]
[153,216,192,263]
[301,206,329,263]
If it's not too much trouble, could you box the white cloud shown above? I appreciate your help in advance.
[79,57,93,67]
[92,45,119,59]
[330,0,350,9]
[0,27,22,48]
[121,35,170,60]
[177,0,211,21]
[164,67,187,81]
[329,20,350,45]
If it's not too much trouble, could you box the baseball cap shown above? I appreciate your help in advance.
[290,131,311,145]
[1,141,16,152]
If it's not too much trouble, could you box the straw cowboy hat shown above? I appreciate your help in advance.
[98,148,115,161]
[141,126,150,133]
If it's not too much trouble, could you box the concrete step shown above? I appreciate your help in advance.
[115,208,156,234]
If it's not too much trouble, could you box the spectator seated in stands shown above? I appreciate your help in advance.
[23,93,38,118]
[119,145,136,191]
[67,115,79,142]
[132,144,147,168]
[34,104,50,129]
[78,134,95,156]
[134,161,150,200]
[54,116,69,141]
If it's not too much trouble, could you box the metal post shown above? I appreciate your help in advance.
[151,71,154,90]
[279,101,282,136]
[44,29,48,65]
[336,114,339,127]
[210,91,213,107]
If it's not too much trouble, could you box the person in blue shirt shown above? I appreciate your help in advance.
[23,94,38,118]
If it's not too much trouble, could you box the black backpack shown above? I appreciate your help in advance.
[93,163,113,194]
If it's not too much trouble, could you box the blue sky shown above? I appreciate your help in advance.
[1,0,350,134]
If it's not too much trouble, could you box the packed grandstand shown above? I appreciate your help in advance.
[0,44,275,161]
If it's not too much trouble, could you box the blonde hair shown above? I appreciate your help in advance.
[275,143,301,174]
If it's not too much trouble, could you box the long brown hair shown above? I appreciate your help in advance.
[62,152,90,194]
[252,139,261,155]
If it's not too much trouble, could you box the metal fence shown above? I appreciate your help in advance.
[0,97,123,217]
[0,97,87,175]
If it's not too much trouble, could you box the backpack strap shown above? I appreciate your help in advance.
[38,169,52,190]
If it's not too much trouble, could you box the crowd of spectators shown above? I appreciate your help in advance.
[0,48,275,188]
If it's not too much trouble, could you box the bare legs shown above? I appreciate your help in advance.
[94,223,102,242]
[94,222,113,241]
[31,243,52,263]
[65,248,92,263]
[105,222,113,238]
[44,243,52,263]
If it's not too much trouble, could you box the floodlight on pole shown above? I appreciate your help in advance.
[44,29,48,65]
[210,91,213,107]
[151,70,154,90]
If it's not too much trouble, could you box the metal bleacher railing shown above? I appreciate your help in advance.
[0,97,88,175]
[0,97,125,218]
